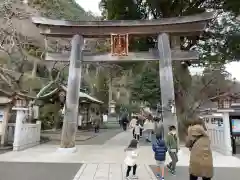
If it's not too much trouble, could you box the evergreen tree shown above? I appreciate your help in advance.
[131,62,160,107]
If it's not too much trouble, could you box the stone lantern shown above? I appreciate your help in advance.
[109,100,116,114]
[58,91,66,103]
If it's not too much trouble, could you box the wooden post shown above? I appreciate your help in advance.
[108,71,113,114]
[158,33,178,137]
[60,34,84,149]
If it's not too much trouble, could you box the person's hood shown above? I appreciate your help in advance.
[169,130,176,135]
[156,138,165,146]
[188,124,208,136]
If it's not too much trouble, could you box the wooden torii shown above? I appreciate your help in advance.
[31,12,214,150]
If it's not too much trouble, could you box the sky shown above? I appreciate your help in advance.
[76,0,240,80]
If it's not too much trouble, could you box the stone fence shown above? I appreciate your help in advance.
[7,107,42,151]
[12,121,41,151]
[202,112,232,156]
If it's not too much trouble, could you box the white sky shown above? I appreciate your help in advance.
[76,0,101,16]
[76,0,240,80]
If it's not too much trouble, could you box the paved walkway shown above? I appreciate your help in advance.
[73,163,156,180]
[0,130,240,180]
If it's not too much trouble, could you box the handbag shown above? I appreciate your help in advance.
[189,135,203,149]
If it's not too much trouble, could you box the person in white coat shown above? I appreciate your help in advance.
[124,139,139,179]
[134,121,143,141]
[143,116,154,142]
[129,116,138,138]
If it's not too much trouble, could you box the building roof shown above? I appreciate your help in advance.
[60,85,103,104]
[31,12,215,37]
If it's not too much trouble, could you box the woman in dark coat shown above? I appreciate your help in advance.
[121,113,129,131]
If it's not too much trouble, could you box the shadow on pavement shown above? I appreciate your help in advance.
[0,162,82,180]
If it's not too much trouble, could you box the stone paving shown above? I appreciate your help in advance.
[44,128,122,145]
[0,129,240,180]
[73,163,156,180]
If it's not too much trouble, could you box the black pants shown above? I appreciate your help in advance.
[132,128,135,138]
[134,134,140,141]
[126,164,137,177]
[94,125,99,133]
[122,124,127,131]
[190,174,211,180]
[140,128,143,136]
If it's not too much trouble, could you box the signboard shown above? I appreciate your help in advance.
[0,109,4,122]
[232,119,240,135]
[103,114,108,122]
[111,34,128,56]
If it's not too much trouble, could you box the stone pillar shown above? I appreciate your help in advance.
[222,112,232,155]
[158,33,178,137]
[59,34,84,151]
[13,107,28,151]
[1,105,11,146]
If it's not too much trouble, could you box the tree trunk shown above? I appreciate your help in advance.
[53,101,61,131]
[174,61,193,139]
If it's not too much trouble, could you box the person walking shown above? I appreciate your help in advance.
[124,139,139,180]
[152,134,168,180]
[185,118,213,180]
[154,117,164,139]
[121,113,129,131]
[129,115,138,138]
[143,116,154,142]
[166,125,178,175]
[134,121,143,141]
[92,112,101,133]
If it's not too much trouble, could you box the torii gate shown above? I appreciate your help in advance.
[31,12,214,151]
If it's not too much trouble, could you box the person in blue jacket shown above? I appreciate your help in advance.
[152,135,168,180]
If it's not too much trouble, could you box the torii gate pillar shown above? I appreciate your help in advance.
[158,33,178,137]
[58,34,84,152]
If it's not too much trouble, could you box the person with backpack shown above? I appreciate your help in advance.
[152,134,168,180]
[154,117,164,139]
[166,125,178,175]
[186,118,213,180]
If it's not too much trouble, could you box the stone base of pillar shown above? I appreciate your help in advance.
[57,147,77,153]
[223,150,232,156]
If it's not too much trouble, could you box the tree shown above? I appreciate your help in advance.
[0,0,95,131]
[195,12,240,65]
[131,62,160,107]
[99,0,240,128]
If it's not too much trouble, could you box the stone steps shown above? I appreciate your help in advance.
[104,116,120,129]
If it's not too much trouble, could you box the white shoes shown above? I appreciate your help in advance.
[126,175,138,179]
[132,175,138,179]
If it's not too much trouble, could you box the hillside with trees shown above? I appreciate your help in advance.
[0,0,96,129]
